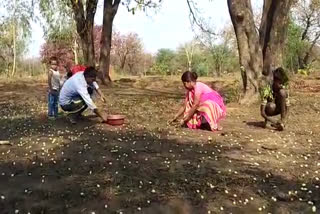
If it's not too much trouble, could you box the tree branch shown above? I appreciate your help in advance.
[301,15,311,41]
[126,0,161,14]
[186,0,216,35]
[86,0,98,20]
[112,0,121,15]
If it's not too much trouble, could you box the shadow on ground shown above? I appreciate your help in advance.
[0,77,320,213]
[0,114,319,214]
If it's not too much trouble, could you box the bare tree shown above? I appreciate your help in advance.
[99,0,161,84]
[183,39,196,71]
[112,31,130,70]
[111,31,143,74]
[292,0,320,68]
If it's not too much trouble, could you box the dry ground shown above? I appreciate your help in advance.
[0,74,320,214]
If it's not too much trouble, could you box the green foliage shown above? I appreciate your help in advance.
[190,51,209,76]
[259,84,273,101]
[154,49,176,75]
[38,0,74,37]
[297,67,311,75]
[1,0,34,37]
[46,26,75,43]
[284,21,307,72]
[297,69,308,75]
[195,46,237,76]
[150,63,170,75]
[148,38,239,77]
[0,23,29,75]
[195,62,209,76]
[0,0,34,76]
[156,49,175,64]
[125,0,162,14]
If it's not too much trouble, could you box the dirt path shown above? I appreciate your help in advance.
[0,76,319,213]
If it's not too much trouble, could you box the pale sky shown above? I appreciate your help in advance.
[28,0,258,57]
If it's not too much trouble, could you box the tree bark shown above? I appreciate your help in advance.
[99,0,120,84]
[119,49,128,70]
[12,20,17,77]
[227,0,294,103]
[227,0,263,103]
[259,0,293,76]
[12,0,17,77]
[300,32,320,69]
[70,0,98,66]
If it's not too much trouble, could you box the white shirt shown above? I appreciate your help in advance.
[59,72,97,110]
[50,69,61,91]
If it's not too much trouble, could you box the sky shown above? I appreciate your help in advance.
[27,0,235,57]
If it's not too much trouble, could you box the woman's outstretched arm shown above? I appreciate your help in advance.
[183,95,200,122]
[173,100,186,121]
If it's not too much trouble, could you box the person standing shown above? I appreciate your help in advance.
[47,57,60,120]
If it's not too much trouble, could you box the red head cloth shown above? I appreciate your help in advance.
[71,65,87,75]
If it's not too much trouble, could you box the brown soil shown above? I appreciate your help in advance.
[0,75,319,214]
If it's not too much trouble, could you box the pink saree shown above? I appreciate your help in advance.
[184,89,226,131]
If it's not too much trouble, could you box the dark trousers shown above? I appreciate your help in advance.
[60,97,87,117]
[48,91,59,117]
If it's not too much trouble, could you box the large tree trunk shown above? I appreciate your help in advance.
[81,19,95,66]
[99,0,120,84]
[228,0,294,104]
[227,0,263,103]
[70,0,98,66]
[259,0,293,76]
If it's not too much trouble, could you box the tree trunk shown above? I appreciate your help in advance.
[78,25,95,66]
[184,43,194,71]
[227,0,263,103]
[120,51,128,70]
[73,39,79,64]
[128,63,134,74]
[227,0,294,104]
[11,0,17,77]
[86,18,95,66]
[259,0,293,76]
[99,0,120,84]
[99,10,113,83]
[70,0,98,66]
[300,32,320,69]
[12,21,17,77]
